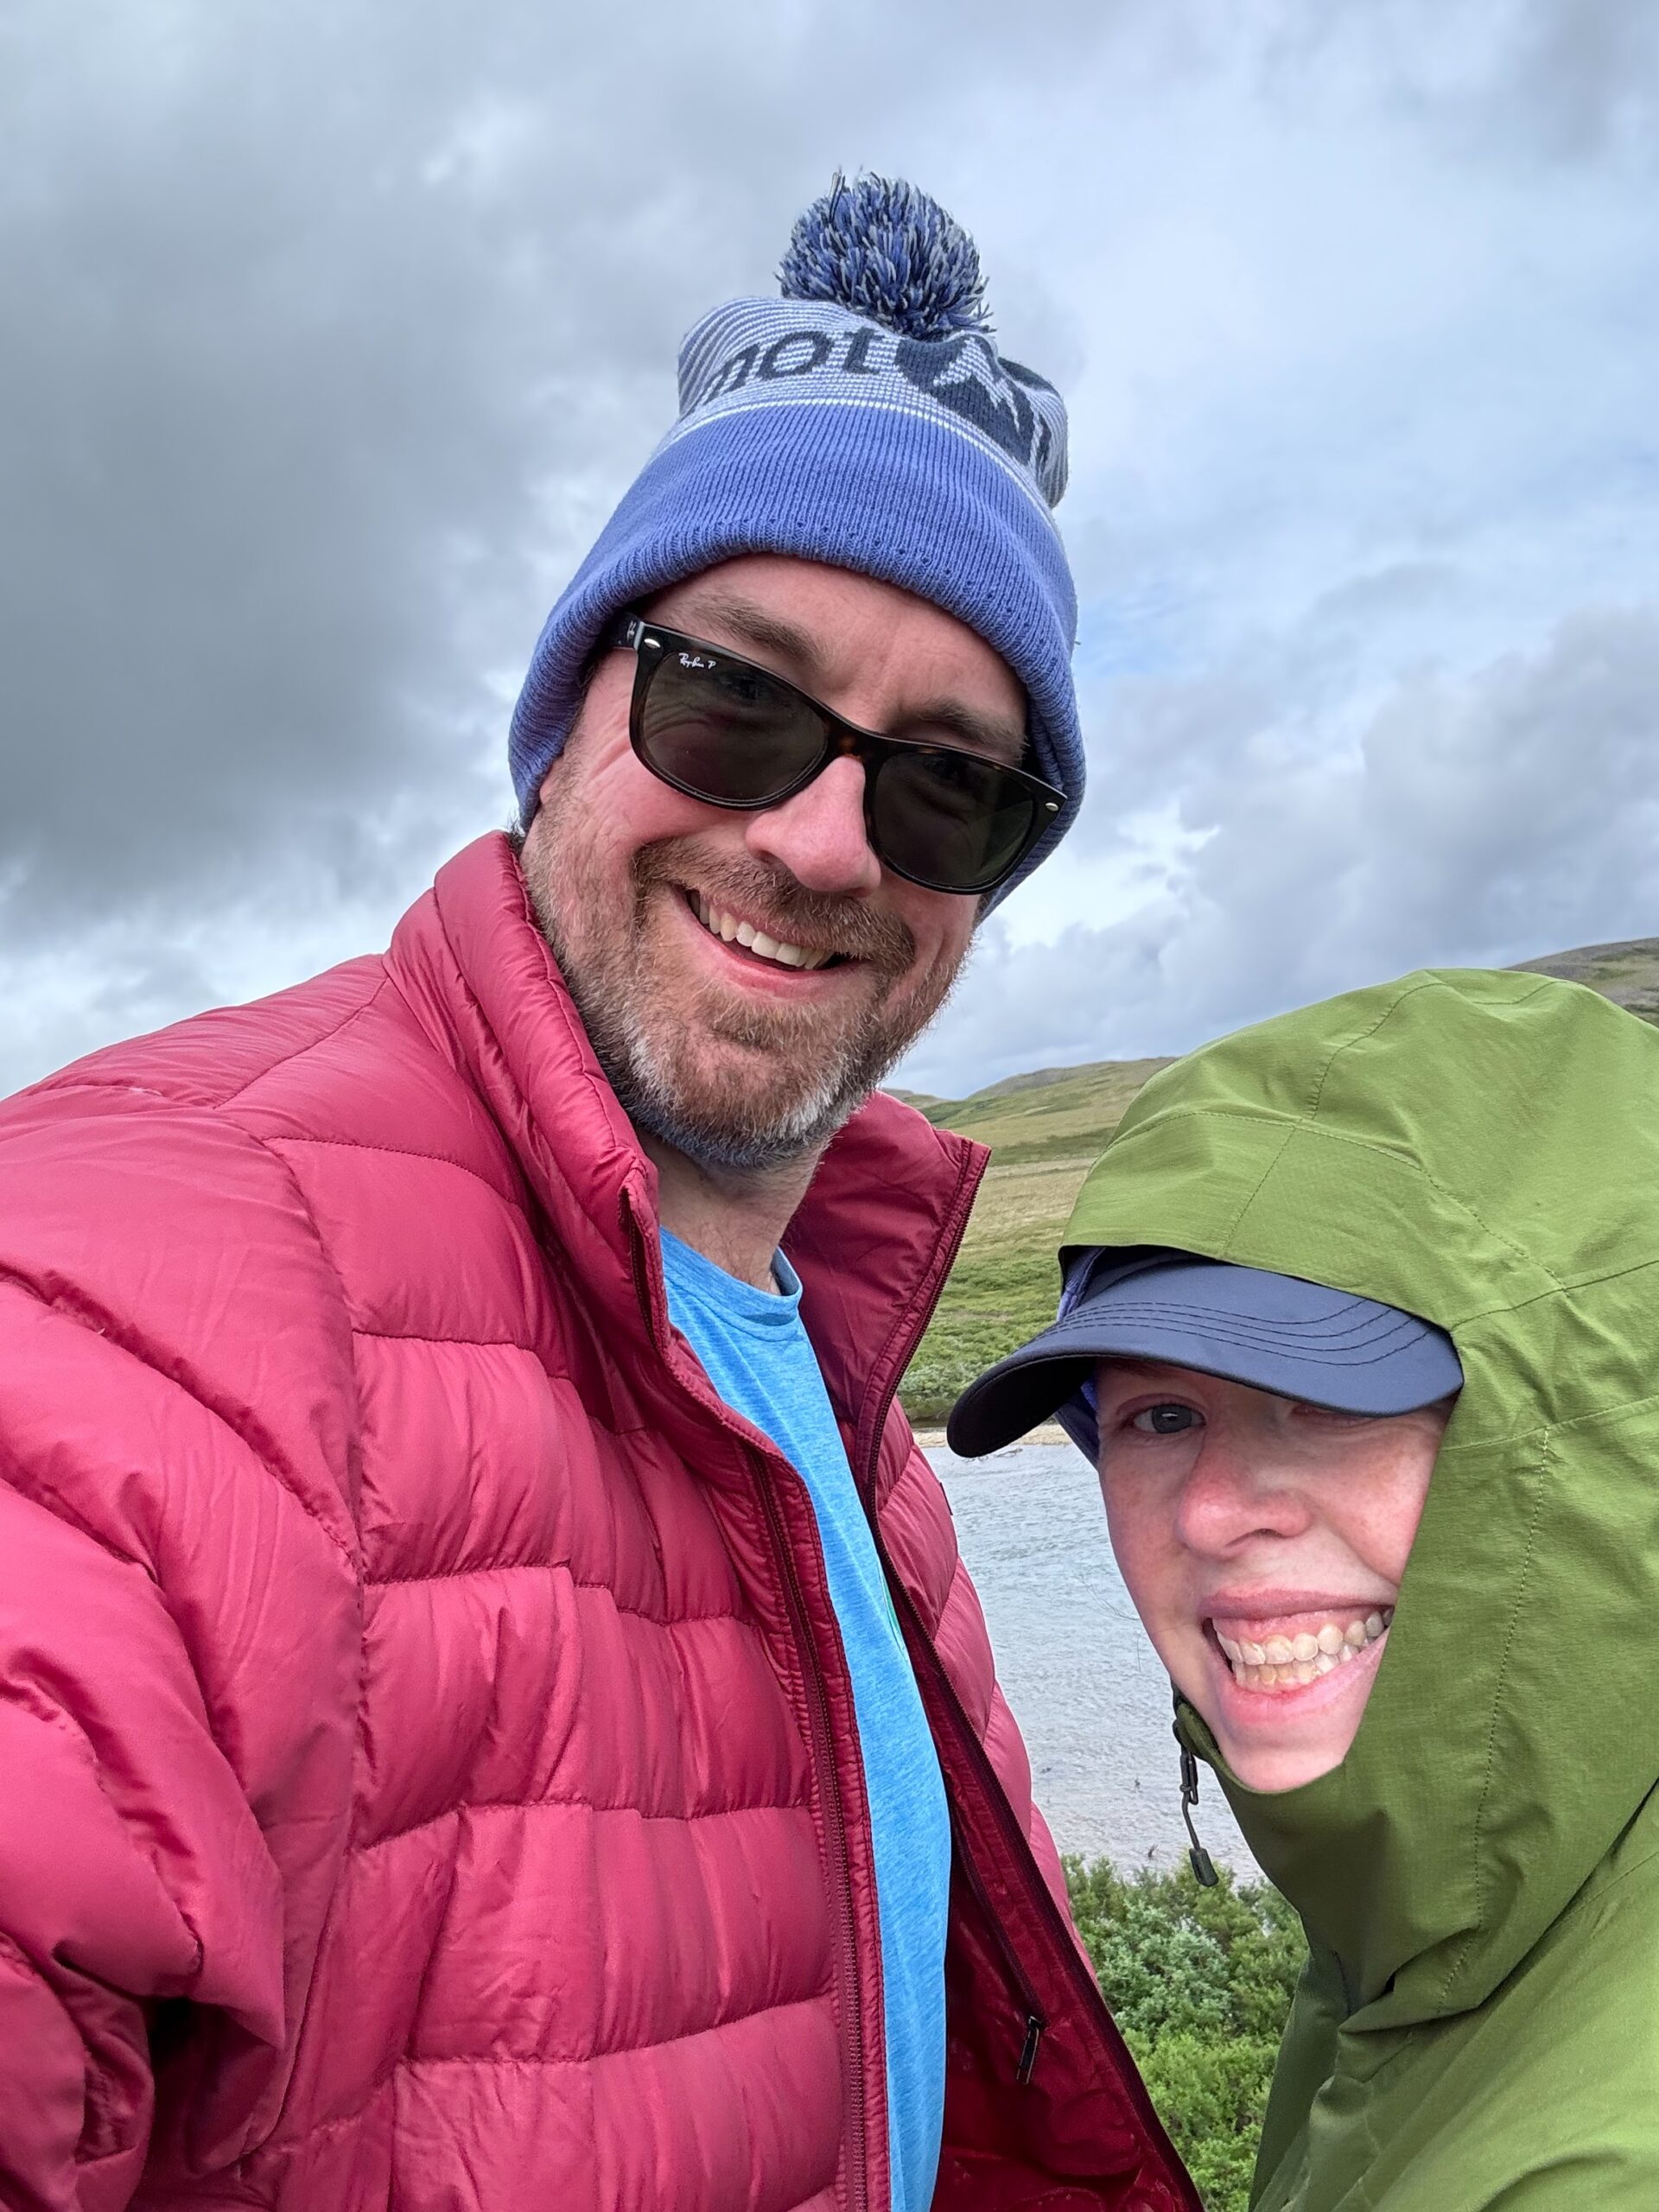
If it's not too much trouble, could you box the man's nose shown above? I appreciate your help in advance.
[1173,1438,1313,1555]
[742,756,883,897]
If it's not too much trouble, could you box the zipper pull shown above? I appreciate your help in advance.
[1174,1727,1219,1888]
[1016,2014,1043,2086]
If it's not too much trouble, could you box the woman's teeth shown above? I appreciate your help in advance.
[1213,1611,1393,1690]
[691,892,833,970]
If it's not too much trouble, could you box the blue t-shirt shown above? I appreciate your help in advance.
[660,1230,951,2212]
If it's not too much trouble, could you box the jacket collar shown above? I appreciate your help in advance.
[387,833,987,1439]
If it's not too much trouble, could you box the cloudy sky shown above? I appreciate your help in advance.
[4,0,1656,1100]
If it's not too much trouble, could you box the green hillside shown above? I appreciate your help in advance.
[897,1065,1167,1425]
[899,938,1659,1426]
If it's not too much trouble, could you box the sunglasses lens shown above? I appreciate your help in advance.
[872,748,1039,893]
[630,627,1046,894]
[638,648,824,804]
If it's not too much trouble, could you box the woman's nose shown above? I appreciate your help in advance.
[1173,1437,1313,1555]
[742,755,883,896]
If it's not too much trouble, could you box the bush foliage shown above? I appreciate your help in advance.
[1064,1857,1307,2212]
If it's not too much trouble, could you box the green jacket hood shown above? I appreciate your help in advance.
[1063,969,1659,2050]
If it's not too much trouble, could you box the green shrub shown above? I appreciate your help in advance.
[1064,1856,1307,2212]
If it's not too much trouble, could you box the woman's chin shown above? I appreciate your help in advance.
[1195,1634,1382,1793]
[1218,1734,1351,1795]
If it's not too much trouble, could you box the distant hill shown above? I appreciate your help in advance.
[899,937,1657,1425]
[911,1056,1175,1167]
[1509,937,1659,1023]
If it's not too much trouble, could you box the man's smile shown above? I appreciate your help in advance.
[659,877,890,1010]
[683,887,842,972]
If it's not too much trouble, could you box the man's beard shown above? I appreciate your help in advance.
[519,818,964,1174]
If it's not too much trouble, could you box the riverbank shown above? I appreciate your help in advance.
[911,1420,1071,1450]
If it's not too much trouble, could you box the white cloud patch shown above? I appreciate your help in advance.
[900,603,1659,1091]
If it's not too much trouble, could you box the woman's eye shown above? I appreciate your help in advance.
[1129,1403,1201,1436]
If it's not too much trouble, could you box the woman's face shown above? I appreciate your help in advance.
[1095,1359,1452,1793]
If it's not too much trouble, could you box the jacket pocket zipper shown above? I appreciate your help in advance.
[950,1810,1047,2085]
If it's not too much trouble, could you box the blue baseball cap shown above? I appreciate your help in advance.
[945,1247,1464,1460]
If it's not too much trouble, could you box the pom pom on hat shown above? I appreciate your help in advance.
[779,171,992,340]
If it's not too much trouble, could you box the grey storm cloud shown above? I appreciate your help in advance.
[2,0,1656,1097]
[3,3,744,932]
[0,0,1141,942]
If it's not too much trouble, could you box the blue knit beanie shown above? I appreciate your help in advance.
[509,175,1082,905]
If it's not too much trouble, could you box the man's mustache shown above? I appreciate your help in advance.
[636,837,918,977]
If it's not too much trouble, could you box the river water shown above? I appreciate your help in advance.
[929,1441,1261,1880]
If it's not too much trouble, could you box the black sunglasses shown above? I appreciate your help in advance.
[605,613,1063,896]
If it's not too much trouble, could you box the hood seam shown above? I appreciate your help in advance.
[1543,1380,1659,1436]
[1469,1251,1659,1319]
[1304,974,1448,1120]
[1438,1428,1553,2010]
[1305,970,1559,1127]
[1217,1122,1297,1247]
[1433,1382,1659,1456]
[1108,1106,1555,1292]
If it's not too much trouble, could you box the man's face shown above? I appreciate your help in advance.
[519,554,1027,1172]
[1094,1359,1452,1794]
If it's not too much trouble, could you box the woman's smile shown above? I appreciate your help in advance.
[1205,1603,1394,1693]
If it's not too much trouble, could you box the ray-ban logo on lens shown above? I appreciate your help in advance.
[679,652,715,669]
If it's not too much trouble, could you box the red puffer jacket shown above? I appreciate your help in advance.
[0,834,1195,2212]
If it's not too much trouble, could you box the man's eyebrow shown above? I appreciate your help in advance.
[664,589,1030,766]
[895,696,1027,766]
[662,591,829,687]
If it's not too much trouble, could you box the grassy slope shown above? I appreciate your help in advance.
[899,1059,1173,1422]
[899,940,1659,1424]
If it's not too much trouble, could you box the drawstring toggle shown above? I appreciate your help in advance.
[1175,1727,1219,1888]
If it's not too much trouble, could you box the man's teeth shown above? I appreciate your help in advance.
[691,893,833,970]
[1214,1611,1394,1690]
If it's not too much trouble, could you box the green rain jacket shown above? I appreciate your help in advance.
[1061,968,1659,2210]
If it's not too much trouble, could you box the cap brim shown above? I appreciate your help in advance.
[945,1259,1463,1459]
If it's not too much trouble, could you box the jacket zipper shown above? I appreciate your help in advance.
[754,1453,871,2212]
[622,1191,871,2212]
[852,1160,1205,2209]
[626,1169,1195,2207]
[877,1518,1204,2209]
[853,1147,1054,2090]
